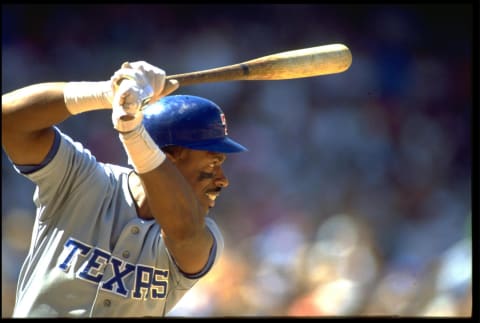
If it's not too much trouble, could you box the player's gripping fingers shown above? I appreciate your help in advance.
[112,104,143,132]
[111,69,153,112]
[113,79,142,115]
[111,61,176,108]
[127,61,168,101]
[111,67,150,90]
[111,78,148,132]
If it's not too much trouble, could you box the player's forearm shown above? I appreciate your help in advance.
[117,124,205,238]
[2,79,114,135]
[139,163,214,274]
[139,161,205,240]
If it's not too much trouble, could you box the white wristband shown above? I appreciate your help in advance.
[119,124,166,174]
[64,81,113,115]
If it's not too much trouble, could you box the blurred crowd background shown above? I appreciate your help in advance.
[2,4,474,317]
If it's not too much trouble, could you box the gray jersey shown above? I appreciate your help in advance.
[11,128,224,317]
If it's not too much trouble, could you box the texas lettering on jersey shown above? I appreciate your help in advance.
[58,237,169,299]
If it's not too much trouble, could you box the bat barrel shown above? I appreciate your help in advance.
[166,43,352,86]
[242,43,352,80]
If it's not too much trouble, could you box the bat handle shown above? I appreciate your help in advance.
[166,64,245,87]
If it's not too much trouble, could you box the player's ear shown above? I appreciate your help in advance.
[162,145,186,162]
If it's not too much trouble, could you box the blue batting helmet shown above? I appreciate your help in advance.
[143,95,247,153]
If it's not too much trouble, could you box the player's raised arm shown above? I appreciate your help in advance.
[2,80,112,166]
[110,61,218,274]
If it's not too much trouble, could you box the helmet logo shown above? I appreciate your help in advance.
[220,113,228,135]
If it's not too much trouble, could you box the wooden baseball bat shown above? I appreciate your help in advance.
[166,43,352,86]
[117,44,352,121]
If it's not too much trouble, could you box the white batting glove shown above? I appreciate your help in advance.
[111,61,179,133]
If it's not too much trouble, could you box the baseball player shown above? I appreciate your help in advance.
[2,61,247,317]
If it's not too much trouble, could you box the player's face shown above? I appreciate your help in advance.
[173,148,229,214]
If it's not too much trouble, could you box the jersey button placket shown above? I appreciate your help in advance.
[103,299,111,307]
[122,227,138,259]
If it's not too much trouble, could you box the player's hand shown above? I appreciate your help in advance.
[118,61,179,102]
[111,61,179,133]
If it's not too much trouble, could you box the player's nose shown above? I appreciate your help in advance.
[214,168,229,188]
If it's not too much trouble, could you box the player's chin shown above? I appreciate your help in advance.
[206,200,215,212]
[206,199,215,212]
[200,198,214,214]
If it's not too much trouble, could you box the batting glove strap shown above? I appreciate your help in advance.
[119,124,166,174]
[64,81,113,115]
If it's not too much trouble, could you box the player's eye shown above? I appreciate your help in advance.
[198,171,214,181]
